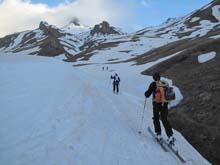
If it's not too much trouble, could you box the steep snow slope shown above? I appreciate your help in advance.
[0,54,210,165]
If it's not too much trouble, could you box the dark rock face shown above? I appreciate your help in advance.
[0,33,19,49]
[141,36,220,165]
[38,21,66,56]
[90,21,121,36]
[39,21,50,33]
[185,0,220,28]
[38,38,65,57]
[167,54,220,165]
[39,21,63,38]
[191,0,219,23]
[0,21,69,56]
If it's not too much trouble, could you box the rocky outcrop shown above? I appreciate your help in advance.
[39,21,63,38]
[0,33,19,50]
[0,21,72,56]
[90,21,121,36]
[36,21,66,56]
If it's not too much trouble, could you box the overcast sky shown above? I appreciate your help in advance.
[0,0,212,37]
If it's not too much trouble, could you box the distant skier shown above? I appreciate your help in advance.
[110,73,120,94]
[144,72,175,144]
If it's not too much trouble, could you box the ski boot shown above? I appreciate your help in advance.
[156,133,162,142]
[167,135,176,146]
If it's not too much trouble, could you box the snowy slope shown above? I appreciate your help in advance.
[66,1,220,64]
[0,54,210,165]
[62,23,91,36]
[0,1,219,164]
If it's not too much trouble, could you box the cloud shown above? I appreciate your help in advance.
[140,0,152,7]
[0,0,134,37]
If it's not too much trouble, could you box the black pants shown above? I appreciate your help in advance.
[113,83,119,93]
[152,102,173,137]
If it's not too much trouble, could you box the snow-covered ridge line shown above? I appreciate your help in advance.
[0,0,220,61]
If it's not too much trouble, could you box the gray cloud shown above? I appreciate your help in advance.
[0,0,134,37]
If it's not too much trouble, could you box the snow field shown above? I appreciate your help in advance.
[0,54,210,165]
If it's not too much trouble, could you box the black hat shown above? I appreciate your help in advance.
[153,72,160,81]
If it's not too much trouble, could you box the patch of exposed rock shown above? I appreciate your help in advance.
[38,21,66,56]
[90,21,121,36]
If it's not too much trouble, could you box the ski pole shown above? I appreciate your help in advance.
[139,98,147,134]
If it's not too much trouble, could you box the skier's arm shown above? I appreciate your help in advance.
[144,83,154,98]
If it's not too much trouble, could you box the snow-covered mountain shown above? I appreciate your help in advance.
[0,21,83,56]
[0,0,220,164]
[65,0,220,65]
[0,20,124,57]
[0,0,219,62]
[0,53,210,165]
[62,20,91,38]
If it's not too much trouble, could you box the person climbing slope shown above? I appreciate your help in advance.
[110,73,120,94]
[144,72,175,144]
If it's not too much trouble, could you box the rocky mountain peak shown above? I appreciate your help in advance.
[39,21,62,38]
[39,21,50,31]
[90,21,121,36]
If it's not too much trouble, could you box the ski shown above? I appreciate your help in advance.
[147,127,168,152]
[162,139,186,164]
[148,127,186,163]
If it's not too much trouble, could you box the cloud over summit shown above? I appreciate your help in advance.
[0,0,133,37]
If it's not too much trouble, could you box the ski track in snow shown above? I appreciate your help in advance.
[0,54,210,165]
